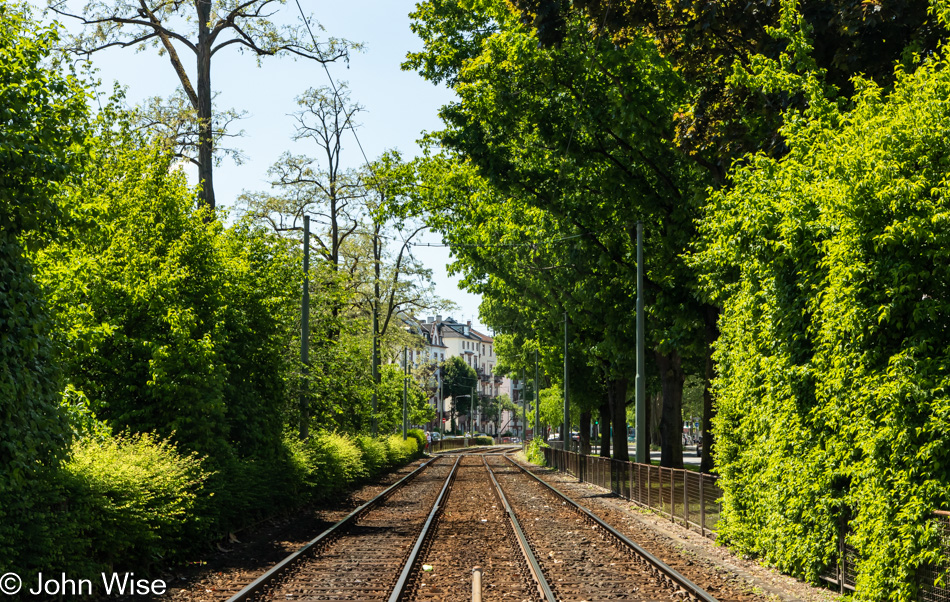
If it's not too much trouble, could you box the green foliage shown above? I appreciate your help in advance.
[538,384,567,429]
[442,355,479,416]
[35,117,297,462]
[9,433,209,580]
[525,437,547,465]
[695,47,950,599]
[291,432,367,499]
[355,435,390,477]
[473,436,494,446]
[60,433,210,572]
[385,434,420,465]
[0,3,89,570]
[407,428,427,452]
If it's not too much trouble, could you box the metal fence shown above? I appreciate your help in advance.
[919,512,950,601]
[534,448,950,598]
[540,447,722,538]
[430,438,468,452]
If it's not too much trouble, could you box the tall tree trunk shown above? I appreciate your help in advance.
[656,350,685,468]
[598,400,611,457]
[196,0,215,211]
[608,378,629,462]
[579,410,591,455]
[701,304,720,473]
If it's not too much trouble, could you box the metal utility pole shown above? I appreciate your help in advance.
[636,221,648,464]
[371,303,379,436]
[439,367,444,438]
[472,384,477,434]
[534,348,540,440]
[403,347,408,440]
[299,215,310,440]
[521,367,527,439]
[563,312,570,449]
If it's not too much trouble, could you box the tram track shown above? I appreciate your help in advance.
[486,454,719,602]
[226,456,459,602]
[224,449,720,602]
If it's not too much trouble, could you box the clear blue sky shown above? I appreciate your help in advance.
[38,0,488,331]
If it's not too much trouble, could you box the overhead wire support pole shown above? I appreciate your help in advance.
[563,311,570,451]
[522,367,527,439]
[636,221,648,464]
[300,215,310,440]
[371,303,378,437]
[534,348,540,441]
[403,347,408,440]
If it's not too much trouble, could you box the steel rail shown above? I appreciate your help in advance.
[388,455,462,601]
[225,456,439,602]
[503,454,720,602]
[482,457,557,602]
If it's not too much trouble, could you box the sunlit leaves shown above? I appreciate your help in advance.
[696,47,950,597]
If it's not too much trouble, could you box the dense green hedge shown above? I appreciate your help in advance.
[5,429,421,583]
[697,47,950,598]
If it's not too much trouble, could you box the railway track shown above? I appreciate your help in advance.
[485,454,719,602]
[226,456,460,602]
[225,449,719,601]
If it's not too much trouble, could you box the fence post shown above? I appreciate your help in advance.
[839,512,845,594]
[684,471,689,527]
[670,470,675,522]
[699,474,705,538]
[647,465,652,509]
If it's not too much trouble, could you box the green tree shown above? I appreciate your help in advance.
[442,355,478,424]
[512,0,945,178]
[406,0,710,464]
[36,113,297,462]
[695,21,950,596]
[0,1,89,567]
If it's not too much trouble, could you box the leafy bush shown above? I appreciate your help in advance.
[54,433,209,576]
[385,435,419,466]
[473,436,494,446]
[525,437,547,465]
[286,432,367,502]
[355,435,390,477]
[696,47,950,598]
[407,428,427,452]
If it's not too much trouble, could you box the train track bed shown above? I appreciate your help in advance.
[507,454,835,602]
[486,455,693,601]
[405,455,535,601]
[141,459,431,602]
[438,445,520,455]
[241,457,454,601]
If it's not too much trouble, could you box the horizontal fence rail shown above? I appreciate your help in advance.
[540,447,722,538]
